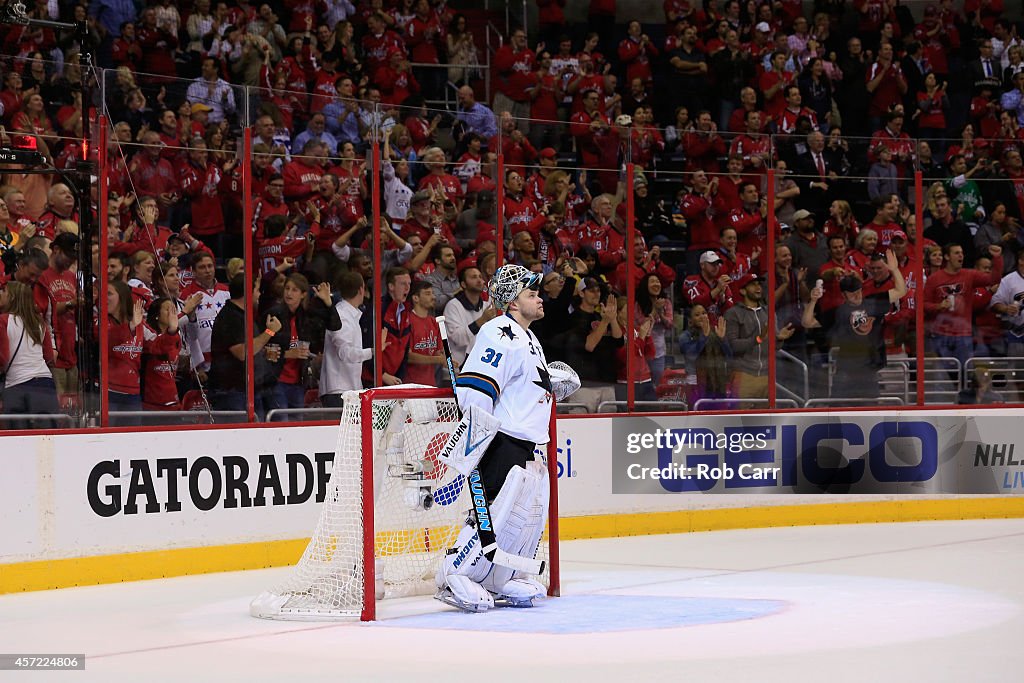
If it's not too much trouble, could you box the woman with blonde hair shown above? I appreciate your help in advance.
[823,199,860,245]
[0,280,58,423]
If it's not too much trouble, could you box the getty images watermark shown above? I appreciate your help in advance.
[624,429,774,482]
[611,418,780,493]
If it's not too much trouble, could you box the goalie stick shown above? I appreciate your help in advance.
[436,315,545,576]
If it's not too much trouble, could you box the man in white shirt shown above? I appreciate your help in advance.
[320,272,387,406]
[185,57,237,124]
[990,249,1024,359]
[441,266,498,366]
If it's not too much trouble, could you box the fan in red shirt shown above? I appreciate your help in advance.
[136,7,179,81]
[178,141,235,240]
[417,147,464,213]
[716,227,757,292]
[489,112,539,174]
[822,199,862,245]
[361,14,406,76]
[381,268,413,385]
[628,106,665,172]
[106,280,146,412]
[759,51,794,118]
[251,174,289,240]
[682,111,728,174]
[618,21,659,88]
[569,89,614,171]
[574,194,625,271]
[682,250,735,328]
[375,48,420,106]
[35,183,79,240]
[609,235,675,294]
[775,85,819,134]
[33,233,79,395]
[722,182,768,261]
[406,281,443,386]
[865,44,908,121]
[282,139,326,205]
[502,169,546,239]
[862,192,903,250]
[142,297,183,410]
[257,214,316,275]
[493,28,536,115]
[680,170,719,253]
[923,244,1003,365]
[128,131,179,220]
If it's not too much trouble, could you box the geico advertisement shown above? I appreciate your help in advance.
[611,413,1024,494]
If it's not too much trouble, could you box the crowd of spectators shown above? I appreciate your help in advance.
[4,0,1024,423]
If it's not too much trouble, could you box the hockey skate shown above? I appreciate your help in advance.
[434,575,494,613]
[490,577,546,608]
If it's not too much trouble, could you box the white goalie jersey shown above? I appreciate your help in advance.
[454,313,553,445]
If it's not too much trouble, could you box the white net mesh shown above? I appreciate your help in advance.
[250,386,553,621]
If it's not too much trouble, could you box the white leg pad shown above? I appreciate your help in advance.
[436,461,549,610]
[482,460,549,601]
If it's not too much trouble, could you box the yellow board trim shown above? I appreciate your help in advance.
[3,498,1023,594]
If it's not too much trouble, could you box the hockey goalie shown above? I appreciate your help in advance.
[434,264,580,612]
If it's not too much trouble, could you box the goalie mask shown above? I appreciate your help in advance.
[488,264,542,312]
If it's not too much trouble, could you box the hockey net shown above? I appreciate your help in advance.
[250,386,560,621]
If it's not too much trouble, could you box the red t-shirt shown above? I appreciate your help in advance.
[34,267,77,369]
[142,326,182,407]
[406,311,441,386]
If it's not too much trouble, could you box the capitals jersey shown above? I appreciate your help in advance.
[455,313,553,445]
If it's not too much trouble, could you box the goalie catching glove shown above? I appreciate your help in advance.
[546,361,580,401]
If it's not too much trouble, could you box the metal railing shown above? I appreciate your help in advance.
[555,402,592,414]
[804,397,905,408]
[264,407,347,422]
[693,398,800,411]
[777,349,810,403]
[596,400,688,413]
[0,414,75,426]
[964,357,1024,393]
[107,410,248,425]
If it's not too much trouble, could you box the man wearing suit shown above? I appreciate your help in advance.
[900,41,930,110]
[970,39,1003,90]
[793,130,835,216]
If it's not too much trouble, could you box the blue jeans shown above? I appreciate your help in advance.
[272,382,306,421]
[108,391,142,426]
[2,376,59,429]
[932,334,974,381]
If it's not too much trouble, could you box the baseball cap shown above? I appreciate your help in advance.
[732,272,763,290]
[52,232,79,256]
[538,147,557,159]
[890,229,908,241]
[755,21,771,33]
[792,209,815,222]
[778,222,792,232]
[410,190,432,205]
[840,274,863,293]
[699,250,722,265]
[581,276,602,292]
[167,232,188,245]
[191,102,213,114]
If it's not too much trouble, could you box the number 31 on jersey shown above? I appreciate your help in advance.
[480,348,503,367]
